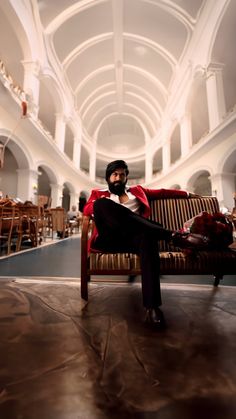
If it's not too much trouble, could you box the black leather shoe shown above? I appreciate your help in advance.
[171,231,188,247]
[144,308,166,329]
[171,231,209,249]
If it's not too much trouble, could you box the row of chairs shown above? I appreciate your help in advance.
[0,205,79,256]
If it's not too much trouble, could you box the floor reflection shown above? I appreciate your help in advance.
[0,278,236,419]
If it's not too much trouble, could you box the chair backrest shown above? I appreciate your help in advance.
[81,196,220,254]
[0,206,20,254]
[0,206,15,234]
[17,205,41,218]
[149,196,220,251]
[50,208,67,233]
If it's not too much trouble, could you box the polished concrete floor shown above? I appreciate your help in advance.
[0,276,236,419]
[0,238,236,418]
[0,235,81,278]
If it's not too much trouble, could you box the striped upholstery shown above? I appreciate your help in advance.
[89,196,221,270]
[89,252,131,271]
[129,251,236,275]
[149,196,219,251]
[81,196,236,300]
[89,249,236,276]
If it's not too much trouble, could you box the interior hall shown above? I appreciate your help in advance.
[0,1,236,418]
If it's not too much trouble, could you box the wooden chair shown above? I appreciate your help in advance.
[43,209,52,239]
[0,206,20,255]
[17,204,45,250]
[50,208,68,239]
[68,214,81,235]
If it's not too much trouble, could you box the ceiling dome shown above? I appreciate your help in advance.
[36,0,205,178]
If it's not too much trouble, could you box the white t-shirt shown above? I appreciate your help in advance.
[109,188,140,214]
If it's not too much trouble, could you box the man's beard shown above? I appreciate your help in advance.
[108,181,126,196]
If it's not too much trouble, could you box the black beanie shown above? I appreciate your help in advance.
[105,160,129,181]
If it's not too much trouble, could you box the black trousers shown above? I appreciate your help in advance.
[93,198,172,308]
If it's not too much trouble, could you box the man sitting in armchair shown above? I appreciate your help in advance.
[83,160,199,329]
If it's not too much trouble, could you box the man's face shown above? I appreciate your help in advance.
[108,168,127,196]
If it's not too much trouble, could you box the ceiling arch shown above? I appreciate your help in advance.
[97,113,145,155]
[0,136,30,170]
[2,0,236,183]
[38,0,200,168]
[7,0,231,180]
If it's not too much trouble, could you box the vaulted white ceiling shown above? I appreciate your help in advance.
[1,0,235,181]
[37,0,204,176]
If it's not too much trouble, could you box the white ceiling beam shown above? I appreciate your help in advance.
[112,0,124,111]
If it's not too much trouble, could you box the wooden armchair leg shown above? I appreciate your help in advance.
[213,275,223,287]
[81,273,89,300]
[16,235,22,252]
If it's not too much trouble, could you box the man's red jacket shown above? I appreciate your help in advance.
[83,185,189,250]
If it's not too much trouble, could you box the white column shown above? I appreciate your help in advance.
[73,137,81,169]
[17,168,39,204]
[70,192,80,209]
[180,113,192,157]
[162,141,171,174]
[209,173,220,199]
[145,151,153,183]
[209,172,227,209]
[89,144,96,181]
[206,63,226,131]
[21,60,40,119]
[210,172,235,211]
[50,183,64,207]
[221,173,236,211]
[55,113,66,152]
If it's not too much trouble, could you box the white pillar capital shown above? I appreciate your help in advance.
[55,113,67,124]
[206,62,225,77]
[21,60,41,77]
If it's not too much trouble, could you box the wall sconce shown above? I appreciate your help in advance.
[32,183,38,193]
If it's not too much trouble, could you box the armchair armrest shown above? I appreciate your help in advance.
[81,215,92,300]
